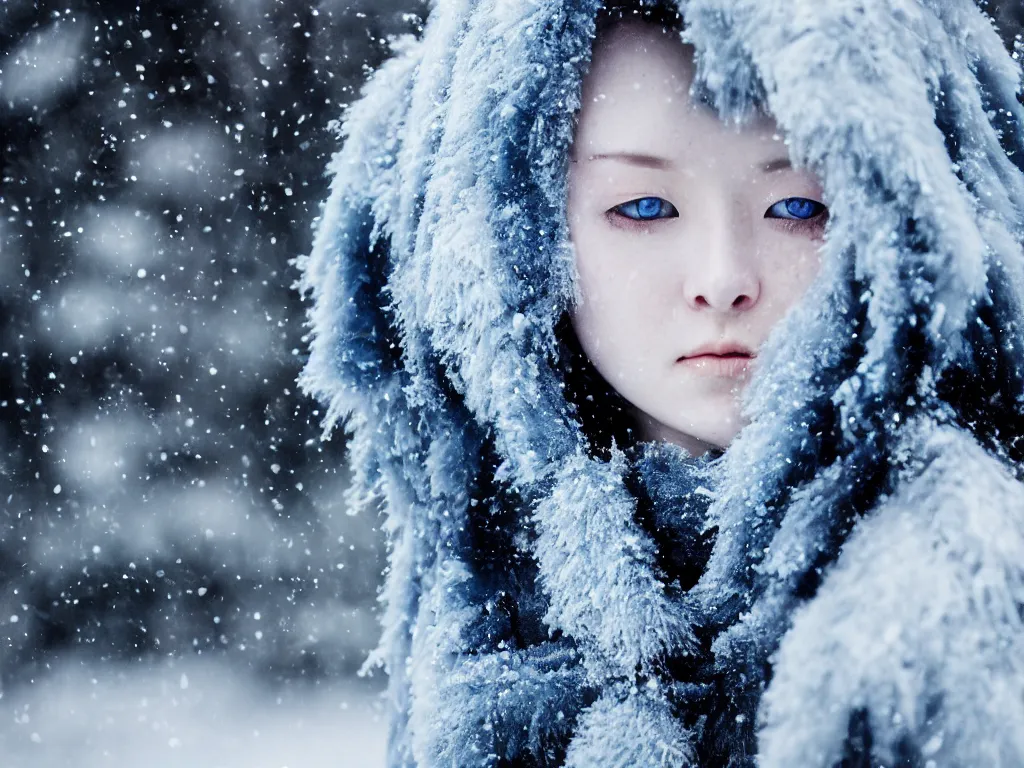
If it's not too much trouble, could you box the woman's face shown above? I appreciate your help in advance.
[567,21,826,456]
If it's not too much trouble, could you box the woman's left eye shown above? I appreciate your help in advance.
[612,196,679,222]
[764,197,827,221]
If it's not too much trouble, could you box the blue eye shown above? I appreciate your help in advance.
[765,197,827,220]
[614,196,679,221]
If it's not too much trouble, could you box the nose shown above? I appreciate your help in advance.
[684,199,761,313]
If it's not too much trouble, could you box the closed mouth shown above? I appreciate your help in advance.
[681,352,752,360]
[676,349,756,377]
[677,349,756,363]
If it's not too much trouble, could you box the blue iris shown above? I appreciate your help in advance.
[616,196,678,221]
[637,197,664,218]
[766,197,826,220]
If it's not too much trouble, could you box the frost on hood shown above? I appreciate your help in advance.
[299,0,1024,765]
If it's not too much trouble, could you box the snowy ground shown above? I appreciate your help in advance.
[0,659,387,768]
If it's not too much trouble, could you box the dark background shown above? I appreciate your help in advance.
[0,0,1021,759]
[1,0,425,697]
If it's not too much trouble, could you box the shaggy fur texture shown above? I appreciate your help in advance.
[299,0,1024,764]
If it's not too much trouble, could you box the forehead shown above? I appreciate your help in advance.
[576,21,781,160]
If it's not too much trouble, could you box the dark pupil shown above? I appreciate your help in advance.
[637,198,662,218]
[786,198,816,219]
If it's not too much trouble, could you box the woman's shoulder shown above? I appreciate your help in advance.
[888,420,1024,510]
[758,420,1024,766]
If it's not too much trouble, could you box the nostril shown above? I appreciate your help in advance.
[692,293,756,310]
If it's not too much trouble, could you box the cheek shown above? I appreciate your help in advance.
[570,214,625,312]
[570,240,624,350]
[569,232,660,370]
[761,239,823,305]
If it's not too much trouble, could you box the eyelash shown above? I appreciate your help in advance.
[606,197,678,230]
[607,196,829,233]
[764,197,829,234]
[610,197,679,224]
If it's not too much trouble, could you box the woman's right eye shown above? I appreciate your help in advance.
[611,196,679,222]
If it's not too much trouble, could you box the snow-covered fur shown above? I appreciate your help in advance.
[298,0,1024,765]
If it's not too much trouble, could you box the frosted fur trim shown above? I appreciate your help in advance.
[297,39,421,438]
[408,558,479,765]
[564,687,695,768]
[759,425,1024,767]
[386,0,601,484]
[427,643,589,766]
[533,449,697,674]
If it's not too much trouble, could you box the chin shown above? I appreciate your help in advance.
[666,410,746,452]
[632,392,749,453]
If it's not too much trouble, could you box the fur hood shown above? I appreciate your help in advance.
[298,0,1024,765]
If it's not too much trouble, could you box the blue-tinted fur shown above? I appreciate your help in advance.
[300,1,1024,765]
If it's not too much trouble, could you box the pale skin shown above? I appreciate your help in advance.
[567,20,827,456]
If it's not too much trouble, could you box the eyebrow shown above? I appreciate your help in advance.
[586,152,675,171]
[761,156,793,174]
[584,153,795,174]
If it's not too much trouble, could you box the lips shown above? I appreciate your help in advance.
[677,341,756,361]
[676,342,756,377]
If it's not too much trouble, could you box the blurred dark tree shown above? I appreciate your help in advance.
[0,0,424,690]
